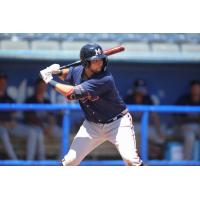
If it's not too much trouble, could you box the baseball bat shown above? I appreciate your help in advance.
[59,45,125,70]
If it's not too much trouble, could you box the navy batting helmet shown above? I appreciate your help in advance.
[80,43,108,70]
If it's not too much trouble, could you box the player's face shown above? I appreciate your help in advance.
[89,59,104,73]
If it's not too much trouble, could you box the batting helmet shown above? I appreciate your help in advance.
[80,43,108,70]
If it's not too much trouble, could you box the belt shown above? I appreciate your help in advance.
[104,109,128,124]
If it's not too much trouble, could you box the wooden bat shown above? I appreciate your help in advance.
[59,45,125,70]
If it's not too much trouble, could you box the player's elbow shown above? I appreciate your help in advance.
[65,87,75,97]
[66,85,88,100]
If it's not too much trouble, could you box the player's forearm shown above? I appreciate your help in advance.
[40,66,74,97]
[49,80,74,97]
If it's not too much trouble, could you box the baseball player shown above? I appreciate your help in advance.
[40,43,142,166]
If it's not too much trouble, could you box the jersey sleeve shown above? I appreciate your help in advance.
[64,67,74,85]
[80,77,112,97]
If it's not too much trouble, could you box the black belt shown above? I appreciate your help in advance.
[104,109,128,124]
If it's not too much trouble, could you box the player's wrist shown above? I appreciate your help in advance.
[48,80,58,89]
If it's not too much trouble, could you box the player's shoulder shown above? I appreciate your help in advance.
[69,65,84,76]
[96,69,113,80]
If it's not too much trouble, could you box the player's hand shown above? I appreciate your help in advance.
[39,68,53,84]
[47,64,61,75]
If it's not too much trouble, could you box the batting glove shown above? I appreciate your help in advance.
[47,64,61,75]
[39,68,53,84]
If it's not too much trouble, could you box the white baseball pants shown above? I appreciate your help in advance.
[62,112,142,166]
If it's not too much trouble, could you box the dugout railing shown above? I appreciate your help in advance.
[0,103,200,166]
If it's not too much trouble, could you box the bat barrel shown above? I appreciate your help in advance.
[104,46,125,56]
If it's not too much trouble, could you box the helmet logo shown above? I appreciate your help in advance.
[95,48,102,55]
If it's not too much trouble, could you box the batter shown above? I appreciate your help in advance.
[40,43,142,166]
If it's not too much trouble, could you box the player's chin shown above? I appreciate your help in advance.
[93,68,102,73]
[97,66,104,72]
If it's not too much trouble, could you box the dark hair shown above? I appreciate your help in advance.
[133,79,146,87]
[190,80,200,87]
[0,73,8,80]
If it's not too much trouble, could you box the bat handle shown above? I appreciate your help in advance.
[60,60,81,70]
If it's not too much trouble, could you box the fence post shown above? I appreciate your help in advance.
[141,111,149,163]
[61,110,70,158]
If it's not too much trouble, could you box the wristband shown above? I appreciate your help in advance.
[48,80,58,89]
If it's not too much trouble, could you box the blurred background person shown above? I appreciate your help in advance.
[124,79,165,159]
[0,73,18,159]
[174,80,200,160]
[24,78,61,159]
[0,73,42,160]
